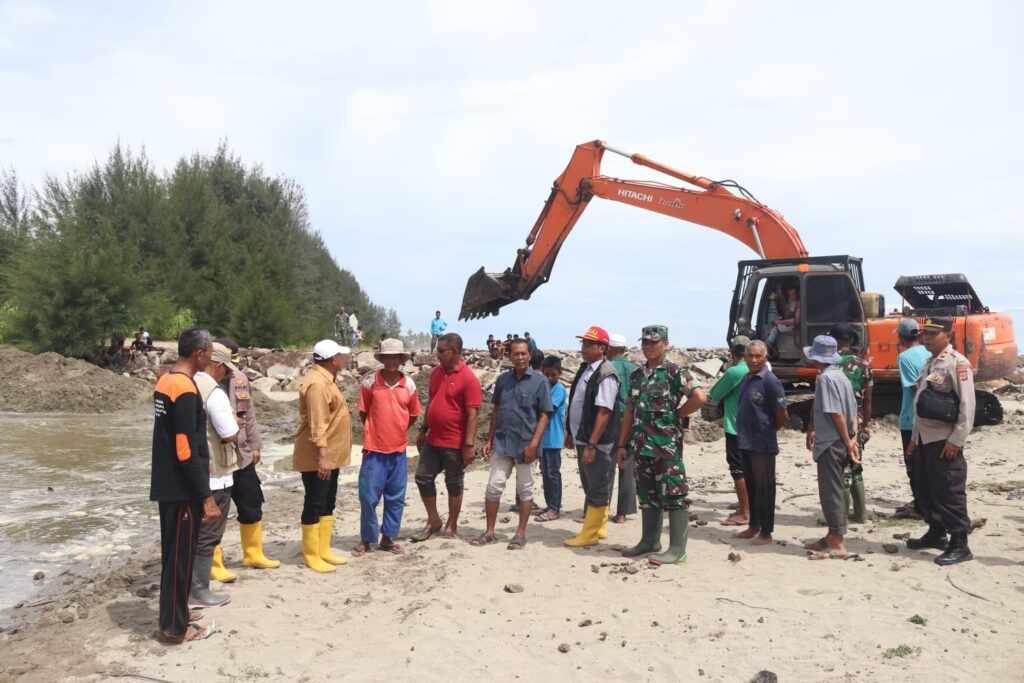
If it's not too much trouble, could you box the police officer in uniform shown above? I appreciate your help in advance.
[210,338,280,581]
[905,317,976,565]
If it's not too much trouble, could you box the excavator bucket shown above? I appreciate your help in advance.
[460,267,521,320]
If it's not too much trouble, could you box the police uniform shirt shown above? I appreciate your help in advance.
[911,344,976,447]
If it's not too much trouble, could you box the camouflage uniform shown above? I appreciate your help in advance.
[334,312,353,346]
[839,352,873,482]
[626,359,701,510]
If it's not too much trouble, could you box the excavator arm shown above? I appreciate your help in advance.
[460,139,809,320]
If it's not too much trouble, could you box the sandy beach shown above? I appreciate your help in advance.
[1,402,1023,682]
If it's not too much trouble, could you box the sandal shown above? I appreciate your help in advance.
[189,608,205,622]
[379,542,404,554]
[804,538,829,551]
[807,550,851,560]
[535,510,560,522]
[351,542,371,557]
[410,526,442,543]
[158,621,215,644]
[507,534,527,550]
[470,532,497,546]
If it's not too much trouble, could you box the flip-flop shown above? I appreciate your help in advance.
[351,543,371,557]
[535,510,560,522]
[440,530,458,539]
[378,543,404,554]
[410,526,442,543]
[189,608,205,622]
[807,550,850,560]
[158,621,215,644]
[721,516,748,526]
[507,534,527,550]
[470,532,497,546]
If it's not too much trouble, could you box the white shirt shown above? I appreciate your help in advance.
[349,314,359,331]
[569,359,619,452]
[197,371,239,490]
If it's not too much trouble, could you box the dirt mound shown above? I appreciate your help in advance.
[0,346,152,414]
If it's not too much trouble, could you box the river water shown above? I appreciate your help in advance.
[0,411,295,618]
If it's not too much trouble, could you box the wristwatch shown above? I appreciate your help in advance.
[586,442,597,449]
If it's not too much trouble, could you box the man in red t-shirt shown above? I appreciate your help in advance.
[354,339,422,557]
[411,332,482,541]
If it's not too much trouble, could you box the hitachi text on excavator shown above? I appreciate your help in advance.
[459,140,1017,425]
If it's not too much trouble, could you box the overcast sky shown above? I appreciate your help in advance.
[2,1,1021,348]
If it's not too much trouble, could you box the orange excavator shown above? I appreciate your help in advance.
[460,140,1017,424]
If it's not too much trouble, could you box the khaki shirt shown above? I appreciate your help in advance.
[292,364,352,472]
[911,344,975,447]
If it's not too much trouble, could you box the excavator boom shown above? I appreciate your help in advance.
[460,140,808,320]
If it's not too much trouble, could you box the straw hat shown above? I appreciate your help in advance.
[375,338,411,362]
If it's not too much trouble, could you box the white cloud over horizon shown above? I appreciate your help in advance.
[1,1,1021,347]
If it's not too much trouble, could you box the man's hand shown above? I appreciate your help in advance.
[416,429,427,450]
[461,444,476,466]
[940,441,961,460]
[616,446,628,469]
[905,440,918,457]
[805,430,815,451]
[523,443,538,464]
[861,427,871,445]
[317,448,332,480]
[846,441,861,466]
[482,440,493,459]
[582,446,596,465]
[235,415,246,429]
[202,496,220,524]
[251,449,261,465]
[564,433,573,450]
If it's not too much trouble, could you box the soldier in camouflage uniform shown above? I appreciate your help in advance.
[615,325,706,566]
[334,305,353,346]
[831,323,874,523]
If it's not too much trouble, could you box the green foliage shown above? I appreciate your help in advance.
[908,614,927,626]
[2,143,385,356]
[882,644,921,659]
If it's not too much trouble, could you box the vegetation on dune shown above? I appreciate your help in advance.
[0,144,399,356]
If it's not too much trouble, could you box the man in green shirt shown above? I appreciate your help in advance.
[616,325,706,566]
[607,334,638,524]
[708,336,751,526]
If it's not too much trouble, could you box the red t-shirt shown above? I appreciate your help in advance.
[426,362,482,449]
[358,372,422,454]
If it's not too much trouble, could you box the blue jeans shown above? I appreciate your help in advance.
[539,448,562,513]
[358,451,408,543]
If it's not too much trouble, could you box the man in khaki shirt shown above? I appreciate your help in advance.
[905,317,976,565]
[293,340,352,573]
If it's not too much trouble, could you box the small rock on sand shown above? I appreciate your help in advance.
[882,544,899,554]
[728,552,742,563]
[558,643,571,653]
[504,583,524,594]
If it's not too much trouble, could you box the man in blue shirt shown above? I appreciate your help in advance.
[535,356,567,521]
[477,339,552,550]
[429,311,447,353]
[731,340,788,546]
[897,319,930,517]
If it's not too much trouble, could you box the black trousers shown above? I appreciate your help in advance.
[232,462,266,524]
[740,450,776,534]
[900,430,921,514]
[300,469,339,525]
[912,439,971,534]
[158,499,203,637]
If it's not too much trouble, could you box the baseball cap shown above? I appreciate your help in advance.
[729,335,751,352]
[608,333,627,349]
[210,342,238,372]
[313,339,350,361]
[639,325,669,342]
[895,319,920,338]
[922,317,953,333]
[576,326,610,345]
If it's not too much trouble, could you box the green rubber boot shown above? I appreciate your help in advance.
[621,507,663,557]
[849,479,873,523]
[649,510,689,565]
[843,480,853,516]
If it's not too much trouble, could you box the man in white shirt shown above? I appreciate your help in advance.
[191,343,242,608]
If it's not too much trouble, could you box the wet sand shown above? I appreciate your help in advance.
[1,405,1023,682]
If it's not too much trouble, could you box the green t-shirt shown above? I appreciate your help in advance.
[708,360,748,436]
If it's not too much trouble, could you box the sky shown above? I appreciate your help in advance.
[1,1,1021,348]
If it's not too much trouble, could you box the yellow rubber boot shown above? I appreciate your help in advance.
[240,521,281,569]
[597,506,609,539]
[302,524,335,573]
[318,516,347,566]
[210,545,237,583]
[564,505,606,547]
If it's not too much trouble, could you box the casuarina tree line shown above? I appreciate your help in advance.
[0,143,401,356]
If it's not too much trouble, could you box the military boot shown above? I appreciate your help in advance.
[934,532,973,566]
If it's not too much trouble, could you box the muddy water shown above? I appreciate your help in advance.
[0,411,295,616]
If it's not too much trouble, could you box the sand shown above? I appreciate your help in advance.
[2,403,1023,682]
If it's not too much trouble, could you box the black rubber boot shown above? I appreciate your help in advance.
[934,532,973,566]
[621,507,663,557]
[906,525,949,551]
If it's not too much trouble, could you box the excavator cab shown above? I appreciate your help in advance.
[729,256,867,375]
